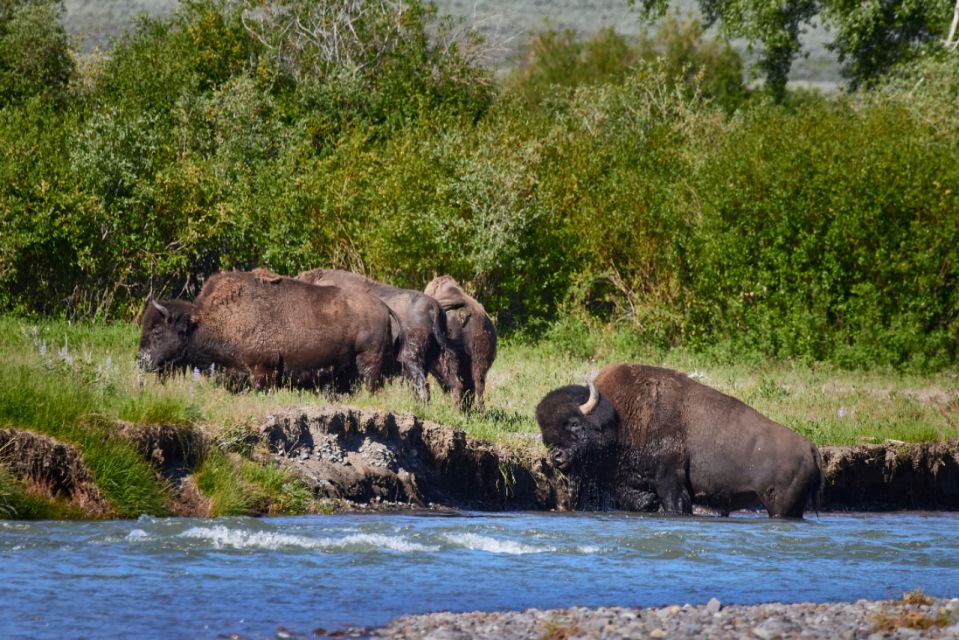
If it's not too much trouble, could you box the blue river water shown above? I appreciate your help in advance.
[2,511,958,639]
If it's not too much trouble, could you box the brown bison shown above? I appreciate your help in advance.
[297,268,460,402]
[138,271,395,392]
[535,363,823,518]
[424,275,497,412]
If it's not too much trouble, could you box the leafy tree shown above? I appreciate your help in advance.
[0,0,74,107]
[631,0,956,97]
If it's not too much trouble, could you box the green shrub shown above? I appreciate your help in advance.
[682,96,959,368]
[507,17,747,112]
[0,0,74,107]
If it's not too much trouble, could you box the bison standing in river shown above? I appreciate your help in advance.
[138,271,395,392]
[297,268,460,402]
[424,275,497,412]
[536,363,823,518]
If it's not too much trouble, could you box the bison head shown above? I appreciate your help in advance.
[535,380,618,471]
[138,299,197,372]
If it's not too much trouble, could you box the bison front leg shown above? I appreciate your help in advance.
[654,455,692,514]
[398,328,432,402]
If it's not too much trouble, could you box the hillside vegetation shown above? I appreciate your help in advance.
[3,0,958,372]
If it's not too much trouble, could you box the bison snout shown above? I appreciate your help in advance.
[551,448,572,470]
[137,351,156,372]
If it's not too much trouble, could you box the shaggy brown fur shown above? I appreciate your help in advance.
[424,275,497,412]
[139,271,395,392]
[297,268,460,403]
[536,363,823,518]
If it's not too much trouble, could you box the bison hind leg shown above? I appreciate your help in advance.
[762,479,811,519]
[355,350,387,394]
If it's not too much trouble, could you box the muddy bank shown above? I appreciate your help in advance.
[257,407,567,510]
[2,408,958,516]
[0,428,112,516]
[821,441,959,510]
[256,407,959,513]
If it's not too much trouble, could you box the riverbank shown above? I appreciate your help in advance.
[370,595,959,640]
[3,317,959,519]
[4,406,959,517]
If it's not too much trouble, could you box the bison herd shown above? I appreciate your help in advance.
[138,270,823,518]
[138,269,496,410]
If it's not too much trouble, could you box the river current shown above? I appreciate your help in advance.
[2,511,958,639]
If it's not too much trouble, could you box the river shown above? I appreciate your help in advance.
[2,511,957,639]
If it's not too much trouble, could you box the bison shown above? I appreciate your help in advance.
[138,271,395,392]
[423,275,497,412]
[297,268,460,402]
[536,363,823,518]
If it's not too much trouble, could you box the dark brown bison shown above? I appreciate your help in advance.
[536,363,823,518]
[138,271,395,392]
[297,268,460,402]
[423,275,497,412]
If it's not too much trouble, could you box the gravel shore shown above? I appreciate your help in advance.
[369,596,959,639]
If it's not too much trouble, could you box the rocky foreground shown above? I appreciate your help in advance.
[367,596,959,640]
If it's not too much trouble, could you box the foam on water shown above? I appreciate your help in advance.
[177,525,438,553]
[5,512,959,640]
[126,529,151,542]
[444,532,553,555]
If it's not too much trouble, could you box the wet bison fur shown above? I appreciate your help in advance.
[536,363,824,518]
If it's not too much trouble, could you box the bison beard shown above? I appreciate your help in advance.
[536,364,824,518]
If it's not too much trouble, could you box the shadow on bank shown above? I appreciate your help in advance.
[2,407,958,518]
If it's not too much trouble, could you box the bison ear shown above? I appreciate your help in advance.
[173,313,193,335]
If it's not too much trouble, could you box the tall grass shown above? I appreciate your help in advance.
[4,316,957,456]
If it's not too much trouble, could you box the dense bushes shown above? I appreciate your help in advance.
[0,0,957,370]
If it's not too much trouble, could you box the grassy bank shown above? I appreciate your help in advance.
[1,314,957,519]
[5,316,958,448]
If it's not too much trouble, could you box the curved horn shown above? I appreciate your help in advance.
[150,299,170,319]
[578,379,599,415]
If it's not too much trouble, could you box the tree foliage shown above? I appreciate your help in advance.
[631,0,956,96]
[0,0,74,106]
[0,0,957,371]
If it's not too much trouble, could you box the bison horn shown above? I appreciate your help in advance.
[150,299,170,319]
[579,379,599,415]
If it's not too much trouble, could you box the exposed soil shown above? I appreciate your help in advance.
[0,428,112,517]
[821,441,959,511]
[257,407,568,511]
[0,423,209,517]
[3,409,958,517]
[110,420,210,516]
[256,407,959,514]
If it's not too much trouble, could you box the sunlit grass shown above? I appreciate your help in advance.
[3,315,958,460]
[194,450,316,516]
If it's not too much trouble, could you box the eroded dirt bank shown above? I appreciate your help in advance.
[2,407,958,516]
[257,408,959,513]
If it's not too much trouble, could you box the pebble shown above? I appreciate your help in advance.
[368,597,959,640]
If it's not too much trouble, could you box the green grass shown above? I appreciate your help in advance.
[194,450,316,516]
[6,314,958,451]
[0,466,86,519]
[2,313,957,519]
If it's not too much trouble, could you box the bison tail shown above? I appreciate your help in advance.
[387,307,404,358]
[432,305,463,353]
[809,445,825,517]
